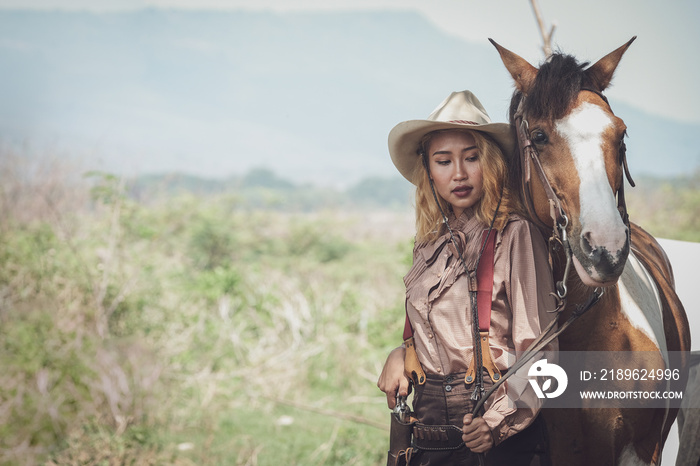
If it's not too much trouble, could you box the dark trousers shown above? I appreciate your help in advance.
[410,373,551,466]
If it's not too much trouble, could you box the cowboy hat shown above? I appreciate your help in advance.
[388,90,514,183]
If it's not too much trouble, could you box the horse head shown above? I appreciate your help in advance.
[491,38,636,288]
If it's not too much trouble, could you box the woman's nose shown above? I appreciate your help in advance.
[453,161,467,180]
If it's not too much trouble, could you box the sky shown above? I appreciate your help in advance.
[0,0,698,125]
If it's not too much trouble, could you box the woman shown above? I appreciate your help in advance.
[377,90,557,465]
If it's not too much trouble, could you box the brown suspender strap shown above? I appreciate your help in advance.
[403,230,499,385]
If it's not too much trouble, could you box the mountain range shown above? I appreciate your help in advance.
[1,9,698,186]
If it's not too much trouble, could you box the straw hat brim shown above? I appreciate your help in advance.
[388,120,514,184]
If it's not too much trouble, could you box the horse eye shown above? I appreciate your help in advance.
[531,130,548,145]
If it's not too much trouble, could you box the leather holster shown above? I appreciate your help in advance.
[387,411,416,466]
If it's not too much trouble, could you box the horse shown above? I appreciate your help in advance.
[489,38,692,465]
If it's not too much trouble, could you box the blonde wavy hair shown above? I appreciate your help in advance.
[413,129,521,243]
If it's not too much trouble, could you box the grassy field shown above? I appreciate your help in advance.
[0,154,697,465]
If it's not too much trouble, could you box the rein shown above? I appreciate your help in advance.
[472,286,604,416]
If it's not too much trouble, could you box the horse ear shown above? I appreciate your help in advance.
[489,38,538,94]
[586,36,637,91]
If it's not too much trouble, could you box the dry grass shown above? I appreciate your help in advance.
[0,149,409,465]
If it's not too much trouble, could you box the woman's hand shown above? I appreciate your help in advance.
[377,345,411,409]
[462,414,494,453]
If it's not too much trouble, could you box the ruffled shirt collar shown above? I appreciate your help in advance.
[416,207,486,270]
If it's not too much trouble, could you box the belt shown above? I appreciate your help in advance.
[412,423,465,451]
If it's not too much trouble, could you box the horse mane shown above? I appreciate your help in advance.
[505,52,595,233]
[508,52,593,123]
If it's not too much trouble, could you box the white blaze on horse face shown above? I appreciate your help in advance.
[555,102,628,261]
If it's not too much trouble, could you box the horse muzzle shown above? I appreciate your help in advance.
[571,226,630,287]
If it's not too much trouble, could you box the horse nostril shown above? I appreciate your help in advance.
[581,231,594,256]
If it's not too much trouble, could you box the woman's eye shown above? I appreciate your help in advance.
[531,130,548,145]
[435,160,450,166]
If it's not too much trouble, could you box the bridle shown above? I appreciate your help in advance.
[515,88,635,227]
[513,94,571,301]
[512,88,635,302]
[472,87,637,417]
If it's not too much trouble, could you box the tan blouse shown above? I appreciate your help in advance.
[404,208,557,444]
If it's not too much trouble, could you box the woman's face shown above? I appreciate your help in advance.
[426,130,484,218]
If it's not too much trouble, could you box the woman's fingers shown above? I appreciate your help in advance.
[462,414,493,453]
[377,346,408,409]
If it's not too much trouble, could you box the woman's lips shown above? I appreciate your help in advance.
[452,186,472,198]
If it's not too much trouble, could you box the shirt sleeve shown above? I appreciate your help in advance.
[482,219,558,444]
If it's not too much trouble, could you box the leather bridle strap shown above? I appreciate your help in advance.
[513,98,567,231]
[616,138,633,232]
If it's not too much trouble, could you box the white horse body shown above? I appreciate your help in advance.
[618,252,667,359]
[654,238,700,466]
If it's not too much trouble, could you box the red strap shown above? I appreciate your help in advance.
[403,312,413,341]
[477,230,496,332]
[403,229,497,339]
